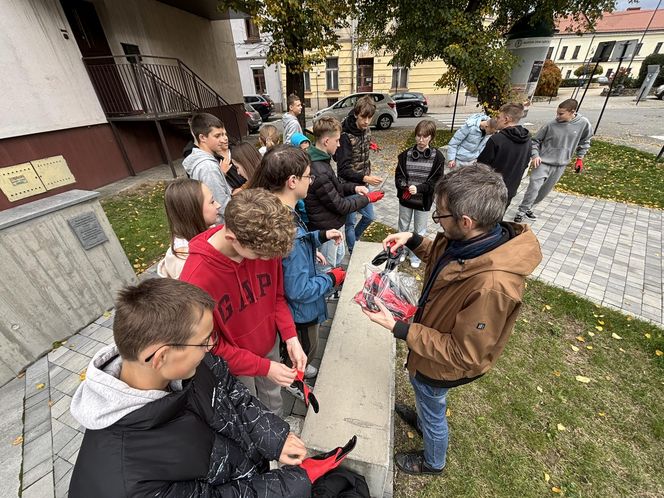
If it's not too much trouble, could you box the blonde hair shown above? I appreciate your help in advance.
[258,124,280,150]
[224,189,295,258]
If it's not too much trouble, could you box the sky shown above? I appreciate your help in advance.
[615,0,661,10]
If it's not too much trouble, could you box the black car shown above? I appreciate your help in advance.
[243,95,273,120]
[391,92,428,117]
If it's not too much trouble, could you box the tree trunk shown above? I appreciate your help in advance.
[285,62,306,131]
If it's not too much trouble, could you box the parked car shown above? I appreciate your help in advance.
[597,76,609,85]
[391,92,428,117]
[244,104,262,133]
[243,94,273,120]
[312,92,397,130]
[656,84,664,100]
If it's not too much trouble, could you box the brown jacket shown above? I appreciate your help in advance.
[402,223,542,385]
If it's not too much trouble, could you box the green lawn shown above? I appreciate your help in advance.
[100,182,170,274]
[361,223,664,498]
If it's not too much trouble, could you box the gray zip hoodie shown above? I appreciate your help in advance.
[531,113,593,167]
[70,344,182,430]
[282,113,303,144]
[182,147,231,223]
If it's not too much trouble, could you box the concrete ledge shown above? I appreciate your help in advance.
[0,190,99,230]
[301,241,395,497]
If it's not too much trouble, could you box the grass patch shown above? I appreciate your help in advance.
[556,140,664,209]
[363,222,664,497]
[100,182,170,274]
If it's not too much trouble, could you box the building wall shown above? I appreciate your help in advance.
[281,38,458,112]
[548,30,664,79]
[230,18,283,110]
[0,0,107,139]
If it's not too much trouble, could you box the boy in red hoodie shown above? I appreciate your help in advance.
[180,189,306,417]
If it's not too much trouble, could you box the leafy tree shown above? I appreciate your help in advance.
[574,63,603,77]
[535,59,562,96]
[355,0,617,110]
[636,53,664,88]
[219,0,352,126]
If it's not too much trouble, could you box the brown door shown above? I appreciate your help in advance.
[60,0,132,115]
[357,58,374,92]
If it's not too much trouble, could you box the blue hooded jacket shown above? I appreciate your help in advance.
[446,113,491,163]
[282,214,334,324]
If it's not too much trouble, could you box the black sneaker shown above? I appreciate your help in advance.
[514,213,524,223]
[395,403,423,437]
[524,210,537,220]
[395,451,444,476]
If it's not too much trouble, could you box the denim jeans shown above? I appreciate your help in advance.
[318,239,345,268]
[410,375,449,470]
[398,205,428,265]
[345,201,375,253]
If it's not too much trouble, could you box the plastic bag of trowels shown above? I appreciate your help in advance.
[353,243,419,321]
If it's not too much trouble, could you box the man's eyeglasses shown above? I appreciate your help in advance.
[144,333,218,363]
[432,210,454,223]
[299,174,316,183]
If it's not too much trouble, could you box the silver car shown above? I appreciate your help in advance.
[313,92,398,129]
[656,84,664,100]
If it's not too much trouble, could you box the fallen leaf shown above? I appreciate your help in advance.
[103,311,112,318]
[557,423,566,431]
[551,486,562,494]
[544,304,552,311]
[48,399,54,407]
[598,320,605,325]
[544,472,550,482]
[16,372,25,379]
[575,375,591,384]
[36,383,45,390]
[588,331,595,337]
[407,431,415,439]
[627,316,632,321]
[586,345,593,350]
[576,336,585,342]
[537,386,543,393]
[619,348,626,353]
[446,408,451,417]
[645,333,652,339]
[79,370,87,381]
[571,345,580,352]
[595,325,603,331]
[553,370,561,377]
[598,412,606,417]
[11,435,23,446]
[611,333,622,340]
[656,350,663,357]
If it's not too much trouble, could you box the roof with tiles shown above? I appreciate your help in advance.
[556,8,664,33]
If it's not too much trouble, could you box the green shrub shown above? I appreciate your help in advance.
[637,53,664,88]
[574,63,603,77]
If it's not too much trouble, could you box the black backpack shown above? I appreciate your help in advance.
[311,468,371,498]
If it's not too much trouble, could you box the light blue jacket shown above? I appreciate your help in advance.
[447,113,491,163]
[282,221,333,324]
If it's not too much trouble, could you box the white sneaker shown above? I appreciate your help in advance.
[304,364,318,379]
[410,260,421,269]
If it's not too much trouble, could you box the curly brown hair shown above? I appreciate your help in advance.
[224,188,295,258]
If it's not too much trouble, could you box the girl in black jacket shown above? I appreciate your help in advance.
[395,120,445,268]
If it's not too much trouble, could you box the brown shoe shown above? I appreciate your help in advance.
[395,451,444,476]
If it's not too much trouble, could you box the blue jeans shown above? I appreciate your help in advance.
[410,375,449,470]
[345,202,375,253]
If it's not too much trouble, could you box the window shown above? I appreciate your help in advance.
[546,46,554,60]
[655,42,663,54]
[303,71,311,92]
[244,18,260,42]
[121,43,141,63]
[606,68,613,77]
[326,58,338,90]
[566,69,572,78]
[572,45,581,59]
[252,68,266,95]
[635,43,643,56]
[559,46,568,60]
[391,65,408,89]
[327,97,338,107]
[303,98,311,108]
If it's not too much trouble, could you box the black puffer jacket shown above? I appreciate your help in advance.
[477,126,532,202]
[69,346,310,497]
[335,112,372,186]
[305,145,369,231]
[395,146,445,211]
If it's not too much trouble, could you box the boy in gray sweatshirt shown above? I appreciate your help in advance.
[282,94,303,144]
[515,99,592,223]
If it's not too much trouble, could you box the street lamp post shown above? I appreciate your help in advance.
[316,70,320,112]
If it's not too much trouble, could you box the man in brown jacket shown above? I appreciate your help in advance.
[363,163,542,476]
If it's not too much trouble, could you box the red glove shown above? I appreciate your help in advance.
[328,267,346,287]
[365,191,384,203]
[574,158,583,173]
[401,190,411,200]
[299,436,357,483]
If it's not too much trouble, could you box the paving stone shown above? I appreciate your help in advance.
[55,467,72,498]
[22,431,52,474]
[22,471,54,498]
[53,457,72,486]
[50,394,72,420]
[58,432,84,463]
[0,378,25,498]
[57,408,84,433]
[22,458,53,489]
[53,423,78,456]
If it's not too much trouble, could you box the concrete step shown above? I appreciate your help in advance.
[301,241,395,497]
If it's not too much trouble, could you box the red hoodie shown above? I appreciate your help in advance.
[179,225,297,377]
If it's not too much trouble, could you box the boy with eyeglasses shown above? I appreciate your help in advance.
[69,278,312,497]
[305,116,384,268]
[179,189,309,417]
[249,145,345,380]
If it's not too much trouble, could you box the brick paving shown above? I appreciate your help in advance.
[2,130,663,496]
